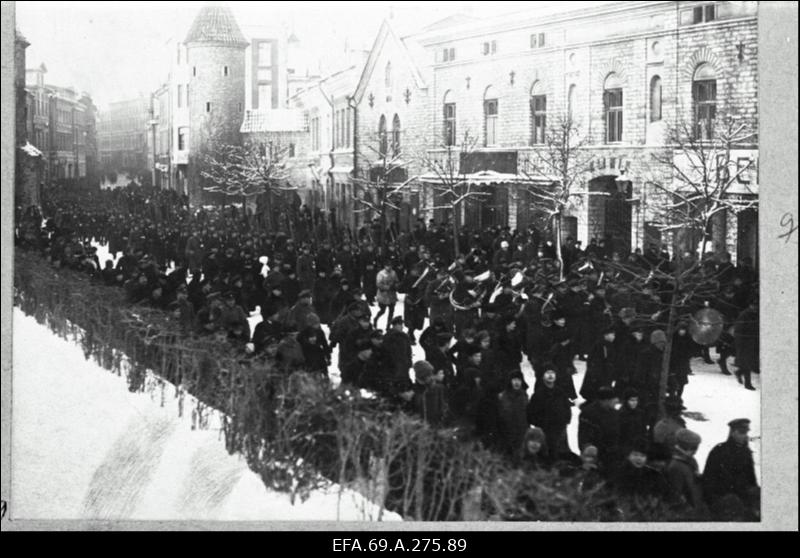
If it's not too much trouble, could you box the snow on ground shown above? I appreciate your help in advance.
[11,308,401,522]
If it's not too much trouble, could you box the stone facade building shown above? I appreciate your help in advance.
[25,64,98,187]
[97,96,149,179]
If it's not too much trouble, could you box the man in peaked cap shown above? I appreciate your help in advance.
[702,418,760,520]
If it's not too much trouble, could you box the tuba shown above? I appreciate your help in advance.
[689,307,724,345]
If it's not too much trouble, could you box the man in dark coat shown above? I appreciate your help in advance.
[702,418,760,520]
[613,439,670,500]
[342,339,373,387]
[580,326,618,403]
[497,370,530,459]
[733,299,758,390]
[618,388,649,456]
[425,332,456,390]
[527,367,574,462]
[382,316,413,392]
[577,386,621,474]
[543,311,578,400]
[398,263,428,344]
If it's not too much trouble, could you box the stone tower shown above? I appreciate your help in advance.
[184,4,248,205]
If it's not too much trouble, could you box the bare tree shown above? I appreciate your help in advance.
[418,130,491,255]
[200,141,297,231]
[350,137,418,245]
[607,110,758,418]
[518,112,598,279]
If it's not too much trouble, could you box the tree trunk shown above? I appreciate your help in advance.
[658,288,679,420]
[453,206,460,257]
[554,212,564,280]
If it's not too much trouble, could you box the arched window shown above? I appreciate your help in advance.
[650,75,662,122]
[443,90,456,146]
[692,63,717,140]
[603,73,623,143]
[484,85,498,147]
[392,114,401,156]
[378,114,388,157]
[567,84,577,121]
[385,62,392,89]
[530,81,547,145]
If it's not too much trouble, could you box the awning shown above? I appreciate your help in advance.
[329,166,353,176]
[418,170,552,186]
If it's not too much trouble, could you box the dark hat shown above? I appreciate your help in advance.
[347,302,362,314]
[390,315,405,326]
[298,289,312,298]
[413,360,434,383]
[369,330,384,340]
[462,344,481,358]
[223,291,236,300]
[283,324,299,334]
[630,438,650,454]
[355,338,373,352]
[340,278,350,286]
[728,418,751,432]
[675,428,702,451]
[664,395,686,410]
[623,387,640,400]
[597,386,616,401]
[436,332,453,345]
[601,324,616,335]
[650,329,667,345]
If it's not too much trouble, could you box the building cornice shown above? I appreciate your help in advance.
[429,15,757,73]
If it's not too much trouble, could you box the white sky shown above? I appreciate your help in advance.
[16,1,618,110]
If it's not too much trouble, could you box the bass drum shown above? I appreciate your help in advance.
[689,307,724,346]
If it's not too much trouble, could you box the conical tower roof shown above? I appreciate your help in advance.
[184,4,248,47]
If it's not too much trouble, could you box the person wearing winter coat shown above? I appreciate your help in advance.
[652,396,687,452]
[296,245,316,291]
[374,261,399,330]
[495,315,523,374]
[275,327,305,373]
[341,313,374,375]
[702,418,760,520]
[398,264,428,344]
[665,428,706,514]
[733,299,758,391]
[410,360,448,427]
[618,389,649,456]
[311,270,336,325]
[298,313,331,376]
[285,289,317,332]
[382,316,413,391]
[527,367,573,462]
[577,386,621,474]
[425,332,456,390]
[341,338,373,388]
[544,312,578,400]
[669,322,696,400]
[580,326,618,403]
[497,370,530,459]
[613,439,670,500]
[218,292,251,339]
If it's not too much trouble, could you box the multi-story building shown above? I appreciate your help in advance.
[25,64,98,185]
[147,83,172,190]
[407,0,758,262]
[15,29,45,208]
[97,96,150,179]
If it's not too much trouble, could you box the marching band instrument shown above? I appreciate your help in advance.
[689,307,724,345]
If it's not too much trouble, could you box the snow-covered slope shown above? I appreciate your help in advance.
[11,308,401,522]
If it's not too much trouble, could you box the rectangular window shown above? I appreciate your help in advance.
[483,41,496,55]
[177,85,184,108]
[345,108,351,147]
[258,84,272,109]
[538,33,545,47]
[693,4,716,24]
[192,66,196,77]
[178,127,188,150]
[444,102,456,146]
[484,99,498,146]
[223,66,229,77]
[531,95,547,145]
[205,102,211,113]
[604,89,623,143]
[693,79,717,140]
[289,143,296,158]
[258,42,272,66]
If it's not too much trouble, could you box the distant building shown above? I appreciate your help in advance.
[25,63,98,187]
[147,83,172,190]
[15,29,44,209]
[97,96,150,180]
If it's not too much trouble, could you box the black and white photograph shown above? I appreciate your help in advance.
[1,0,797,530]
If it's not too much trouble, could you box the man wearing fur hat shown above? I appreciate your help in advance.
[702,418,760,520]
[665,428,705,513]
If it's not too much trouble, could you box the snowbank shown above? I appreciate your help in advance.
[11,308,401,522]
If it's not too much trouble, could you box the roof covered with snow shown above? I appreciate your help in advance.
[240,109,306,133]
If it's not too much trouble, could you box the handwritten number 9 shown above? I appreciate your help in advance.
[779,212,798,243]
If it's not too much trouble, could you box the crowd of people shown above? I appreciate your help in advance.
[15,182,760,520]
